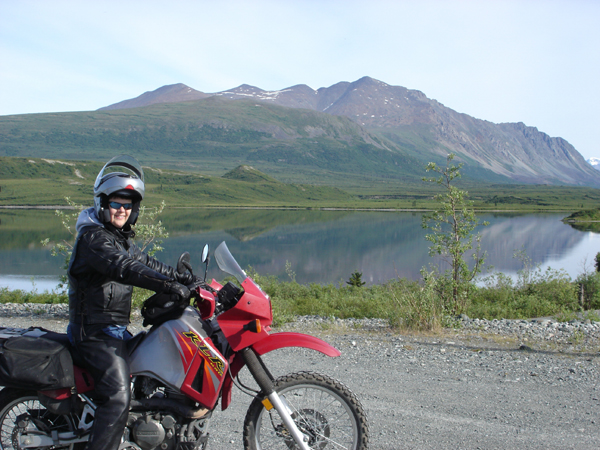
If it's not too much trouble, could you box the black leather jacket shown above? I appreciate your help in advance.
[68,224,187,326]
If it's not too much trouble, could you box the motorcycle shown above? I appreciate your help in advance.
[0,241,369,449]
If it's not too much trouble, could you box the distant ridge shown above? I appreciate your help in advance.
[99,83,210,110]
[97,77,600,187]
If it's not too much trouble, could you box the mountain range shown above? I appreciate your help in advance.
[1,76,598,188]
[99,77,600,187]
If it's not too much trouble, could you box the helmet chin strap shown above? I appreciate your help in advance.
[97,195,111,223]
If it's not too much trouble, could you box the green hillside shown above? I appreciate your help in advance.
[0,156,354,208]
[0,97,506,188]
[0,98,414,176]
[2,156,600,211]
[222,165,280,183]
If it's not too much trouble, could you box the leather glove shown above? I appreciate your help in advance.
[177,272,194,285]
[177,273,205,288]
[164,281,190,301]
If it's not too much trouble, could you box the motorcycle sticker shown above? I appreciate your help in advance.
[181,330,225,377]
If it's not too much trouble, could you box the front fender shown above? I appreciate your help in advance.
[252,332,341,357]
[220,332,340,410]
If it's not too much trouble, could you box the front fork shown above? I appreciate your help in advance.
[241,348,311,450]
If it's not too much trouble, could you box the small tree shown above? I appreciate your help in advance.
[41,197,86,289]
[347,271,366,287]
[134,200,169,256]
[422,154,488,314]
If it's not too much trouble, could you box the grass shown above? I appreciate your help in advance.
[0,286,68,304]
[3,156,600,211]
[5,266,600,332]
[562,208,600,222]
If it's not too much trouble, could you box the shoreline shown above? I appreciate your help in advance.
[0,204,572,213]
[0,205,75,209]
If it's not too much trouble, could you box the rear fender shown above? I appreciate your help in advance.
[220,333,340,410]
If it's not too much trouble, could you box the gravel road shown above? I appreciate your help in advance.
[1,306,599,449]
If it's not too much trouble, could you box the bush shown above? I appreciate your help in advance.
[576,271,600,310]
[0,287,67,304]
[469,266,578,320]
[2,263,596,332]
[385,277,443,331]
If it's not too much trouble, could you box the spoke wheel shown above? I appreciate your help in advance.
[0,389,78,450]
[243,372,368,450]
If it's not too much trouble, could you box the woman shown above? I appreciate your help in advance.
[67,155,192,450]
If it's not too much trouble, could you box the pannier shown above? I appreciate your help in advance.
[0,327,75,390]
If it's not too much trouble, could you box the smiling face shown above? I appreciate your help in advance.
[108,196,132,229]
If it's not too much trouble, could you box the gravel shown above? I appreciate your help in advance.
[1,304,600,449]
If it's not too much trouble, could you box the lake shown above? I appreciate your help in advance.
[1,208,598,292]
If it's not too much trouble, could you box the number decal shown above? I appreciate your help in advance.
[182,331,225,376]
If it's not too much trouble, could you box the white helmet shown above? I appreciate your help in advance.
[93,155,145,225]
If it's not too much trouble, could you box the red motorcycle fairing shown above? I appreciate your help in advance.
[217,278,273,352]
[197,288,216,319]
[171,328,228,409]
[220,332,340,410]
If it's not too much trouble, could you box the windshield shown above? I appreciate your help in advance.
[214,242,246,285]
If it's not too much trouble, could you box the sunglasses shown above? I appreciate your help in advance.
[108,201,133,210]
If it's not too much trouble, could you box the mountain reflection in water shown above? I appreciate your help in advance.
[0,209,598,290]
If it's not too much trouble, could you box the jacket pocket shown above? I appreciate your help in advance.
[103,282,115,309]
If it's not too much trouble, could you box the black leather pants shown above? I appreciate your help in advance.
[72,323,131,450]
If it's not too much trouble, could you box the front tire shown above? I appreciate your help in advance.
[243,371,368,450]
[0,388,79,450]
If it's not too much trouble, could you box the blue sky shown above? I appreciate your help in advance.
[1,0,598,159]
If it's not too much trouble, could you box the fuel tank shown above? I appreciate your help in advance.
[129,307,228,408]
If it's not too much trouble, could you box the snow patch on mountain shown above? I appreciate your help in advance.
[587,158,600,171]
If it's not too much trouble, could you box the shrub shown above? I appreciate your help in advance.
[469,265,577,320]
[576,271,600,310]
[385,276,443,331]
[0,287,67,304]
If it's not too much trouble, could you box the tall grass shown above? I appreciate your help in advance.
[3,267,599,331]
[0,287,68,304]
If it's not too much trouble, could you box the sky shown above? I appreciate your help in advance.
[1,0,599,159]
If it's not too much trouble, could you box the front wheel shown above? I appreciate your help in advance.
[243,371,368,450]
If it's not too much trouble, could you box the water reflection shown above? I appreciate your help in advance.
[1,209,598,291]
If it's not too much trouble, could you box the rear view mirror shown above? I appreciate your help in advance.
[201,244,210,282]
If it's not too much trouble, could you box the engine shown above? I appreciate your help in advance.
[124,411,210,450]
[126,377,210,450]
[127,412,176,450]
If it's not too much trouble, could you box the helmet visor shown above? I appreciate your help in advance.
[94,155,144,190]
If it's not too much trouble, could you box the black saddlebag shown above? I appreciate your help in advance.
[0,328,74,390]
